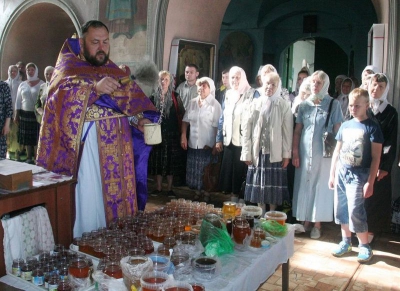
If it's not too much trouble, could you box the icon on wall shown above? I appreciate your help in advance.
[169,39,216,85]
[103,0,148,39]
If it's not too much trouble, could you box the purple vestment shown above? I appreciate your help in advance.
[37,38,156,225]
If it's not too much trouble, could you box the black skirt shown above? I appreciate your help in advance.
[218,143,247,194]
[17,110,39,146]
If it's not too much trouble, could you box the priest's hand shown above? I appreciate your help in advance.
[137,118,151,132]
[96,77,120,95]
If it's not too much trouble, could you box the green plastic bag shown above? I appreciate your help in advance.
[199,213,234,256]
[260,219,287,237]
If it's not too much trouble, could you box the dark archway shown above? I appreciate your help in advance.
[314,37,348,95]
[1,3,76,78]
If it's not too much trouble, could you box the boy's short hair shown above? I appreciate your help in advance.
[349,88,369,103]
[222,69,229,75]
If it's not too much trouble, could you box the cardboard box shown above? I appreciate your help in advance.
[0,170,32,191]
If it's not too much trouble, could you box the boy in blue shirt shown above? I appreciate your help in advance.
[328,88,383,263]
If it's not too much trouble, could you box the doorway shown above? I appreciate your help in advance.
[1,2,77,79]
[282,37,348,95]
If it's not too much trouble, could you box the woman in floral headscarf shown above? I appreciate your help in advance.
[292,70,343,239]
[365,73,398,235]
[216,66,260,200]
[14,63,44,163]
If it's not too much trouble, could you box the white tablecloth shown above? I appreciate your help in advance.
[0,226,294,291]
[203,225,294,291]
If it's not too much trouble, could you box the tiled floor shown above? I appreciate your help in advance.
[146,182,400,291]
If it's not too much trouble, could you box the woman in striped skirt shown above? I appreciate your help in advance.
[241,71,293,214]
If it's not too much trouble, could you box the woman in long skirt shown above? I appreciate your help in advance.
[241,71,293,214]
[181,77,222,202]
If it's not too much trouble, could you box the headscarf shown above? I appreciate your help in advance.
[292,76,311,114]
[361,65,379,89]
[229,66,251,94]
[260,64,277,85]
[6,65,20,93]
[6,65,21,107]
[44,66,55,86]
[26,63,39,82]
[298,76,311,99]
[369,73,390,114]
[335,75,347,83]
[362,65,379,77]
[308,70,330,102]
[155,70,174,118]
[196,77,216,98]
[260,72,281,121]
[337,77,355,100]
[228,66,251,103]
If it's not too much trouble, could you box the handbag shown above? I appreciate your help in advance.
[202,154,222,192]
[322,99,336,158]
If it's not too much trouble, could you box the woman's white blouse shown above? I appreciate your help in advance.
[15,81,43,112]
[183,94,222,149]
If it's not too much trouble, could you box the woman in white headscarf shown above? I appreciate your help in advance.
[360,65,379,88]
[292,70,343,239]
[337,77,355,120]
[333,74,348,98]
[14,62,44,163]
[5,65,21,157]
[241,72,293,213]
[216,66,260,200]
[292,76,311,116]
[365,73,398,235]
[181,77,222,202]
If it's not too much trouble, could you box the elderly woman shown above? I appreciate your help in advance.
[365,73,398,236]
[292,70,343,239]
[14,63,44,163]
[35,66,54,124]
[148,70,185,197]
[216,66,260,201]
[181,77,222,202]
[241,72,293,214]
[292,76,311,116]
[5,65,21,158]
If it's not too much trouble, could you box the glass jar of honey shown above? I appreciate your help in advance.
[222,201,237,218]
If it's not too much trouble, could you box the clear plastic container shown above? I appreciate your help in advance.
[192,256,221,281]
[140,270,170,290]
[265,211,287,225]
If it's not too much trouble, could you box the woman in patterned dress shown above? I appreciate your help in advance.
[148,70,185,197]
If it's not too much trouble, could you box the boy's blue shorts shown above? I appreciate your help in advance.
[334,164,370,233]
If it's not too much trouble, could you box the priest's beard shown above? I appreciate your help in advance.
[83,42,110,67]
